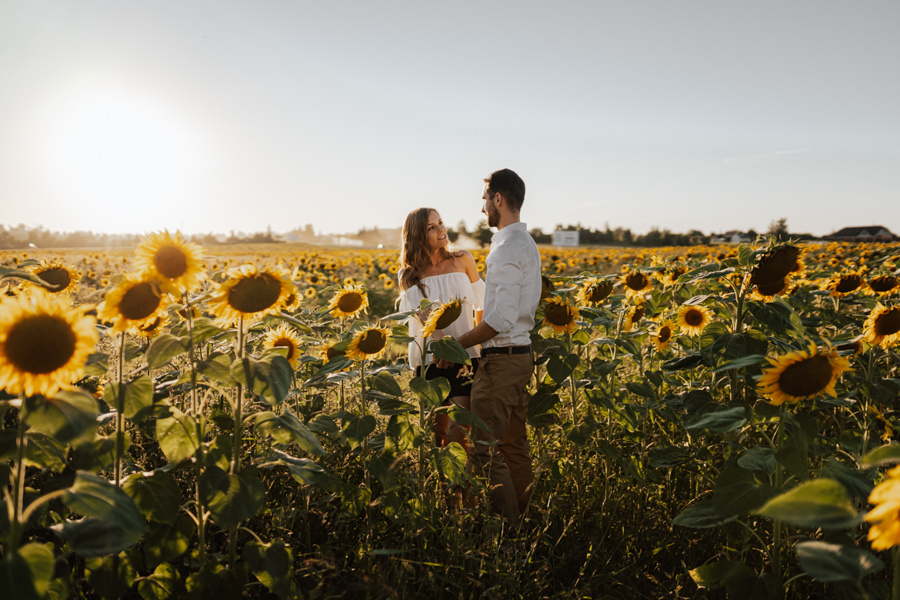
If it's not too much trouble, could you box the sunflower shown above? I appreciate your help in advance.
[280,289,301,312]
[22,259,81,295]
[865,465,900,551]
[262,323,303,368]
[863,304,900,348]
[654,320,676,352]
[825,271,864,297]
[540,276,554,300]
[136,314,168,338]
[208,264,295,327]
[383,279,395,290]
[749,276,791,301]
[868,275,899,295]
[576,278,614,307]
[319,342,346,362]
[98,274,170,335]
[304,287,317,299]
[543,296,579,334]
[623,301,645,332]
[677,304,712,336]
[134,231,205,294]
[346,326,391,360]
[655,266,687,288]
[750,245,801,286]
[756,342,851,406]
[327,284,369,319]
[621,270,652,298]
[0,290,99,397]
[422,298,463,338]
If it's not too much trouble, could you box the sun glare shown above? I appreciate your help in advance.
[42,85,205,232]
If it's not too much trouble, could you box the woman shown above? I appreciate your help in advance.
[398,207,484,455]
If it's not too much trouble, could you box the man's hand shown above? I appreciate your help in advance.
[433,357,453,369]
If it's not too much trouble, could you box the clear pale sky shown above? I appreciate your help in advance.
[2,1,898,238]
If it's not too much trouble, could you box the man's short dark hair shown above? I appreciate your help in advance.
[484,168,525,210]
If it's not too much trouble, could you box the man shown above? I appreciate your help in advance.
[445,168,542,523]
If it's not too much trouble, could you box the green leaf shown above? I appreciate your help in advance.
[155,407,200,465]
[684,406,747,433]
[23,431,67,472]
[429,337,471,365]
[85,552,138,599]
[445,403,490,433]
[673,498,738,529]
[0,542,56,600]
[84,352,109,377]
[431,442,469,487]
[738,446,776,475]
[625,381,657,401]
[712,354,767,373]
[795,540,884,583]
[146,333,187,369]
[199,466,265,530]
[304,356,353,385]
[25,390,98,444]
[528,386,561,428]
[122,471,182,525]
[860,443,900,468]
[142,514,194,569]
[137,562,187,600]
[233,355,293,405]
[255,409,325,455]
[342,415,377,449]
[409,376,450,409]
[268,448,331,488]
[713,467,778,517]
[819,458,876,500]
[547,353,580,384]
[754,479,859,529]
[689,560,754,589]
[54,515,146,558]
[103,376,155,421]
[368,371,403,397]
[648,446,693,468]
[197,353,236,386]
[244,539,294,599]
[662,353,705,371]
[775,429,809,480]
[384,414,420,453]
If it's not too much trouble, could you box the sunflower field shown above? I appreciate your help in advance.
[2,234,900,599]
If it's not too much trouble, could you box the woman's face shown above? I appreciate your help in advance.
[425,211,448,251]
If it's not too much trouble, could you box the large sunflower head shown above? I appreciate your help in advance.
[864,465,900,551]
[422,297,463,338]
[542,296,579,334]
[22,259,81,296]
[868,275,899,296]
[654,320,676,352]
[757,342,851,406]
[0,290,99,397]
[577,278,614,307]
[98,274,170,335]
[621,270,652,297]
[750,276,792,301]
[134,231,205,294]
[346,326,391,361]
[864,304,900,348]
[677,304,712,336]
[262,323,303,368]
[623,300,646,332]
[319,342,347,362]
[826,271,864,297]
[750,244,802,286]
[327,284,369,319]
[208,264,295,327]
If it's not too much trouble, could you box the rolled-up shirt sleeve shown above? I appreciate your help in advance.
[482,249,523,333]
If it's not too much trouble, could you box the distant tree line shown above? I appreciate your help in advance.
[0,225,283,250]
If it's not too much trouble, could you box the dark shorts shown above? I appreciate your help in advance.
[417,358,480,400]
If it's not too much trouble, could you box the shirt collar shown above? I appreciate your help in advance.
[492,221,528,243]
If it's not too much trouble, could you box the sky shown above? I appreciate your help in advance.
[1,1,898,239]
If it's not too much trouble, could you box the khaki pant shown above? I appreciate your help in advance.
[470,352,534,522]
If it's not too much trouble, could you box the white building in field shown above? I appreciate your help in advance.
[553,230,579,247]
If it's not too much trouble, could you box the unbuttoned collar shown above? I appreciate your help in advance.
[492,221,528,243]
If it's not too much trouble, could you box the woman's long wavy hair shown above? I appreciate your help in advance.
[399,208,453,296]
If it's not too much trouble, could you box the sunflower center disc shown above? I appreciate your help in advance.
[684,309,704,327]
[751,246,800,285]
[6,315,77,374]
[659,327,671,343]
[835,276,862,293]
[358,330,386,354]
[778,354,833,397]
[229,274,281,313]
[154,246,189,279]
[274,338,295,360]
[120,282,162,320]
[625,273,648,291]
[545,304,572,326]
[875,309,900,337]
[435,304,462,329]
[870,276,898,293]
[38,268,72,291]
[756,278,786,296]
[337,293,363,313]
[589,283,613,303]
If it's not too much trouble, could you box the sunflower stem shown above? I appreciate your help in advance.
[115,331,126,487]
[892,546,900,600]
[8,397,28,554]
[184,294,208,568]
[771,406,787,591]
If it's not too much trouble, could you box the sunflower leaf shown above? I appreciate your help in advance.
[147,334,188,369]
[753,478,860,529]
[429,337,471,366]
[795,540,884,583]
[860,443,900,468]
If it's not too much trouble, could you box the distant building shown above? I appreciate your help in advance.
[552,230,579,247]
[825,226,895,242]
[710,231,753,244]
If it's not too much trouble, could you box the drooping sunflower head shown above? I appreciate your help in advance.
[864,465,900,551]
[750,244,801,286]
[868,275,899,295]
[346,326,391,360]
[756,342,851,406]
[279,289,301,312]
[621,271,652,297]
[623,300,646,332]
[750,276,791,301]
[262,323,303,368]
[542,296,579,334]
[577,278,614,307]
[677,304,712,336]
[136,314,169,338]
[22,260,81,295]
[98,273,170,335]
[654,320,676,352]
[208,264,295,327]
[327,284,369,319]
[0,290,99,397]
[655,265,687,288]
[422,298,463,338]
[864,304,900,348]
[826,271,864,297]
[540,276,554,300]
[134,230,205,294]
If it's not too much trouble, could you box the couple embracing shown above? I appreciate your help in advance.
[397,168,542,524]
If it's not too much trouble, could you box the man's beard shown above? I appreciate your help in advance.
[485,204,500,228]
